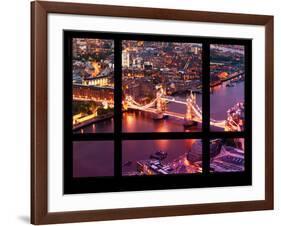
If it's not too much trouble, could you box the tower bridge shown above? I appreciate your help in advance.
[73,84,244,131]
[124,86,244,131]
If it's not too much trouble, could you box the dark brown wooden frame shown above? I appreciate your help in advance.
[31,1,274,224]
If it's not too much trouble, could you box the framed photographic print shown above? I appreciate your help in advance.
[31,1,274,224]
[64,31,252,194]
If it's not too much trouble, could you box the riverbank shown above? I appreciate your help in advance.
[73,113,113,131]
[210,72,244,88]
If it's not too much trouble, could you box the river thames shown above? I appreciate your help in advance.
[73,81,244,176]
[76,80,244,133]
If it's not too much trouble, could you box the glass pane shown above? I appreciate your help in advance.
[73,141,114,177]
[72,38,114,133]
[210,44,245,131]
[122,40,202,132]
[210,138,245,172]
[122,139,202,176]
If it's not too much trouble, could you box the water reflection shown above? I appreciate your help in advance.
[122,139,202,175]
[75,81,244,133]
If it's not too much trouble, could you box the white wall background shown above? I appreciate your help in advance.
[0,0,279,225]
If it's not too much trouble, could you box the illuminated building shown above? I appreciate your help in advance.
[73,84,114,102]
[122,51,130,67]
[82,75,110,86]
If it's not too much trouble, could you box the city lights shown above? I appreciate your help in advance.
[71,38,246,177]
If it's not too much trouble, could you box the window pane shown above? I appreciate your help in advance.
[210,138,245,172]
[122,139,202,176]
[210,44,245,131]
[72,38,114,133]
[73,141,114,177]
[122,41,202,132]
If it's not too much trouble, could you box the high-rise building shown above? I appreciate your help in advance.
[122,51,130,68]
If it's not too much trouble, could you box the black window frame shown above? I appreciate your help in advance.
[63,30,252,194]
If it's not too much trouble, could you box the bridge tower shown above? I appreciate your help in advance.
[184,91,198,128]
[123,96,132,111]
[153,86,166,119]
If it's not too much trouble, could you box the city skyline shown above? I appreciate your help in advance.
[70,37,248,178]
[122,40,203,133]
[72,38,115,134]
[71,40,246,135]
